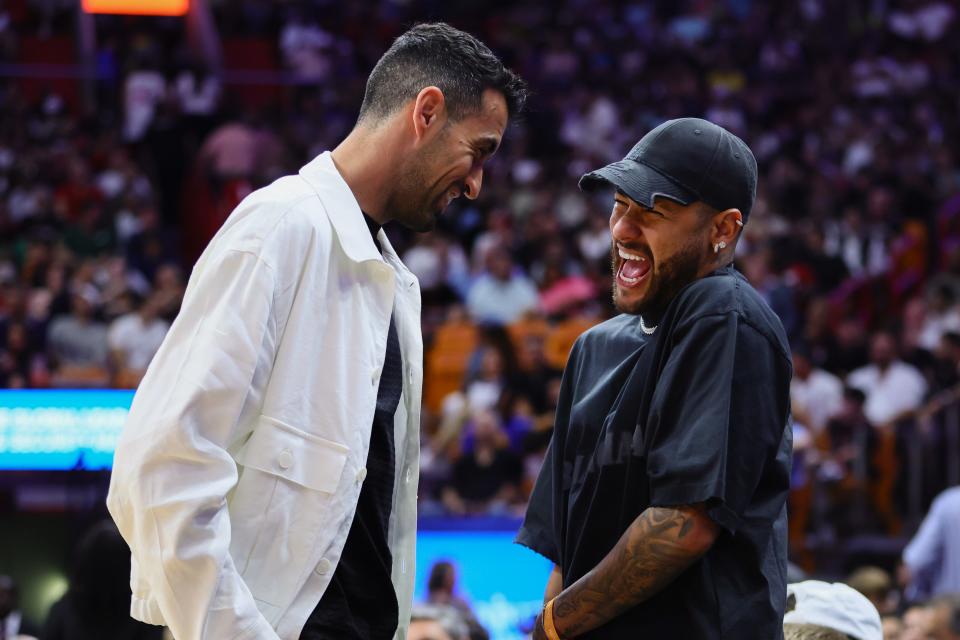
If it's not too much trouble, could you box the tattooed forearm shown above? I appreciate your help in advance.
[550,504,719,637]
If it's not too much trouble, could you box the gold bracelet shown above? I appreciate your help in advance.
[543,598,562,640]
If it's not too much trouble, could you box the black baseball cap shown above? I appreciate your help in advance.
[579,117,758,221]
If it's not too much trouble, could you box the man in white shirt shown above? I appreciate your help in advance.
[107,23,526,640]
[847,331,928,426]
[791,346,844,434]
[107,294,170,375]
[901,486,960,599]
[466,246,539,325]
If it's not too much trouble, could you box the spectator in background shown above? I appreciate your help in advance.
[900,485,960,599]
[462,328,524,416]
[150,263,185,322]
[847,331,928,426]
[882,614,904,640]
[173,60,221,139]
[901,602,936,640]
[925,596,960,640]
[0,575,41,639]
[443,410,523,516]
[107,293,169,386]
[409,605,469,640]
[46,285,109,387]
[792,345,844,434]
[124,204,177,283]
[820,387,882,535]
[122,57,166,144]
[846,566,896,617]
[40,520,162,640]
[425,562,488,640]
[783,581,883,640]
[918,283,960,352]
[931,332,960,392]
[822,318,871,378]
[0,321,47,388]
[466,246,538,326]
[899,596,960,640]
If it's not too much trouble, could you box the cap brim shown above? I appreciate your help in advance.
[579,159,698,209]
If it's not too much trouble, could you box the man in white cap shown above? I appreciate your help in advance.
[783,580,883,640]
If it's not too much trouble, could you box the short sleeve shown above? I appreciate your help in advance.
[515,435,560,564]
[515,335,587,566]
[645,312,791,533]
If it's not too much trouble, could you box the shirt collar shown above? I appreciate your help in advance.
[299,151,417,289]
[299,151,384,265]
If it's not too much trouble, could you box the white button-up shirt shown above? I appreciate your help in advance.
[107,152,423,640]
[846,360,927,425]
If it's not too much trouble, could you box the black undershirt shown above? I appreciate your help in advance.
[300,214,401,639]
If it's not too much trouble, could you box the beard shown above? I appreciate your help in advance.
[384,156,438,232]
[612,236,705,319]
[383,133,455,233]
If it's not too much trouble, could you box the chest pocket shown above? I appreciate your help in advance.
[236,415,349,493]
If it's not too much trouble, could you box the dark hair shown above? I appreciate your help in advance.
[843,387,867,405]
[358,22,527,124]
[427,560,456,592]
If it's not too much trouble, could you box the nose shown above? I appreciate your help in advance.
[464,165,483,200]
[611,210,642,243]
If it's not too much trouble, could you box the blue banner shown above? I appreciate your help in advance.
[0,389,134,470]
[415,520,552,640]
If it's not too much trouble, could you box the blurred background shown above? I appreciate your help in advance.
[1,0,959,638]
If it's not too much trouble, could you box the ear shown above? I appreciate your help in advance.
[411,86,447,144]
[711,208,743,248]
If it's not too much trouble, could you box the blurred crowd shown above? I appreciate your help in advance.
[2,0,960,621]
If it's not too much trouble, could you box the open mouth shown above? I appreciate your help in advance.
[616,245,651,288]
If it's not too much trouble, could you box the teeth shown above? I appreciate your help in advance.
[618,247,646,261]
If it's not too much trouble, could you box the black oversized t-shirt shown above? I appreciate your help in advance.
[517,266,793,639]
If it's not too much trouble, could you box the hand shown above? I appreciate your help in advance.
[531,612,548,640]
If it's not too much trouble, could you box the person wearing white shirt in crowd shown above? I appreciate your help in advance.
[107,23,525,640]
[466,246,539,326]
[918,283,960,352]
[107,293,170,375]
[123,60,166,143]
[847,331,927,426]
[900,486,960,600]
[791,346,844,434]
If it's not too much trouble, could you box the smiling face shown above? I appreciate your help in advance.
[609,192,715,318]
[388,88,508,232]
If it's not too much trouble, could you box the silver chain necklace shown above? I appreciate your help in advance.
[640,315,658,335]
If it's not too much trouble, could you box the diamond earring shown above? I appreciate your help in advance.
[714,241,727,254]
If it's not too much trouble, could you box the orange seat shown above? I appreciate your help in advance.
[424,320,478,413]
[507,313,550,372]
[50,364,110,389]
[545,315,600,370]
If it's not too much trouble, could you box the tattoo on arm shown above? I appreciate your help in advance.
[551,504,720,637]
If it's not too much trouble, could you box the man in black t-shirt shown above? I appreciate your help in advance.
[518,118,793,639]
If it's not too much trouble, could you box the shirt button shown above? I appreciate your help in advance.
[277,449,294,470]
[315,558,332,575]
[371,366,381,386]
[356,467,367,484]
[404,466,412,484]
[407,367,414,385]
